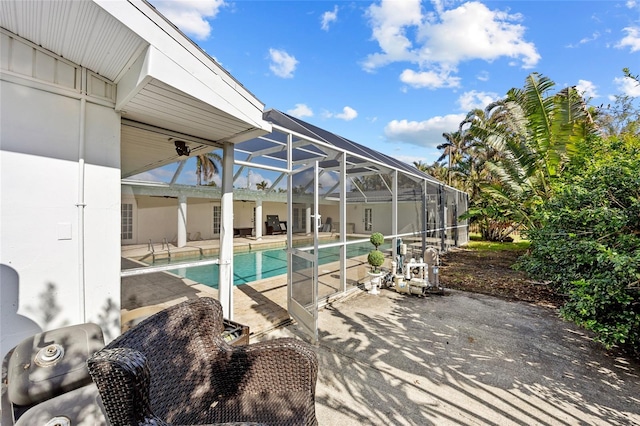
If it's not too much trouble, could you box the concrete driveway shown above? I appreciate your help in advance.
[260,289,640,425]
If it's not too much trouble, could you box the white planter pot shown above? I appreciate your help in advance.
[367,271,383,295]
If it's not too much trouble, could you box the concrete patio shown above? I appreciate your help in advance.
[121,239,640,425]
[261,289,640,425]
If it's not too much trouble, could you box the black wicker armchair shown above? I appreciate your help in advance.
[87,297,318,426]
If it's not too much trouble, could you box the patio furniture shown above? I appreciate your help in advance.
[234,227,253,237]
[265,215,286,235]
[87,297,318,426]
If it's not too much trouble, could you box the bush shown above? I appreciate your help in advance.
[367,250,385,273]
[370,232,384,249]
[516,158,640,355]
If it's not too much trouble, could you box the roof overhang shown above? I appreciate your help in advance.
[0,0,271,176]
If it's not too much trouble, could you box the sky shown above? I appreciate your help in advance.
[138,0,640,186]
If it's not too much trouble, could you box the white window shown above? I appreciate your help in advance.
[212,205,221,234]
[301,208,307,231]
[293,208,300,231]
[364,208,373,232]
[121,203,133,240]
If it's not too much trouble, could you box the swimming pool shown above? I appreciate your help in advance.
[154,241,390,289]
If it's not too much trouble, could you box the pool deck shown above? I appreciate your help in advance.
[121,232,366,338]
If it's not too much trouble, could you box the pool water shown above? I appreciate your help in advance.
[156,241,390,289]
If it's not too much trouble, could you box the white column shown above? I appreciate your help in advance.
[219,142,234,319]
[305,204,311,235]
[177,194,187,248]
[255,199,263,240]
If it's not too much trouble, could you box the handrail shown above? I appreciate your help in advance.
[162,237,171,259]
[121,258,221,277]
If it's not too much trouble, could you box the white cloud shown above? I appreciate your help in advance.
[384,113,466,148]
[324,106,358,121]
[614,76,640,97]
[399,69,460,89]
[575,80,598,100]
[321,6,339,31]
[363,0,539,87]
[419,2,540,68]
[150,0,225,40]
[288,104,314,118]
[578,32,600,45]
[616,27,640,52]
[335,106,358,121]
[235,170,271,190]
[362,0,422,70]
[476,71,490,82]
[268,48,298,78]
[457,90,500,112]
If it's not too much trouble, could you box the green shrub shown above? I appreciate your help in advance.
[367,250,385,273]
[516,158,640,355]
[370,232,384,249]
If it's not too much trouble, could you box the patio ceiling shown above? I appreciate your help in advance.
[235,109,442,184]
[0,0,271,177]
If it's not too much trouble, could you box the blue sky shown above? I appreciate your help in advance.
[139,0,640,186]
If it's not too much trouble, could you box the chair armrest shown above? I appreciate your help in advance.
[219,338,318,396]
[88,348,167,426]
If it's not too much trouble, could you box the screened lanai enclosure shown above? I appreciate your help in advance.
[123,109,468,341]
[233,109,468,339]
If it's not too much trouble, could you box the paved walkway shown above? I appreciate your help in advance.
[259,289,640,426]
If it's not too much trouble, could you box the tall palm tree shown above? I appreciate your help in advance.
[196,152,222,186]
[256,180,268,190]
[437,129,473,186]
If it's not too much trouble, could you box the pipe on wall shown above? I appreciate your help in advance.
[76,72,88,322]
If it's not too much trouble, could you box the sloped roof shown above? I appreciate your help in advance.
[260,109,442,183]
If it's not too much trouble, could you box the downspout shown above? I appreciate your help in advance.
[76,75,87,322]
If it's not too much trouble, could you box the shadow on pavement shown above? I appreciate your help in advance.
[264,289,640,425]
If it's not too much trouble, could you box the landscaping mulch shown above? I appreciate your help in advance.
[439,248,566,309]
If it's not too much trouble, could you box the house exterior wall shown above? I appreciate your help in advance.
[135,196,179,243]
[122,196,293,243]
[1,57,121,358]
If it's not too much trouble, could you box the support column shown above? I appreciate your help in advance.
[219,142,234,319]
[305,204,312,235]
[439,185,446,252]
[255,199,263,240]
[177,194,187,248]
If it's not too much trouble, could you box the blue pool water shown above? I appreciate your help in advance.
[155,241,390,289]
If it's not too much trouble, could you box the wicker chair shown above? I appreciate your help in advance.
[87,297,318,426]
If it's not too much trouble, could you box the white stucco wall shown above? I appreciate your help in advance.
[187,200,216,240]
[124,196,292,243]
[1,77,121,359]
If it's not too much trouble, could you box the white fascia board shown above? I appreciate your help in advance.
[96,0,271,133]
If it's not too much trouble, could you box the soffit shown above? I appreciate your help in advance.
[1,0,271,177]
[0,0,145,82]
[121,121,223,178]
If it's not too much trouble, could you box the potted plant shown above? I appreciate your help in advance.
[367,232,385,272]
[367,232,385,294]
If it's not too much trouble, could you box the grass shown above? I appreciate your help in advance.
[467,233,530,252]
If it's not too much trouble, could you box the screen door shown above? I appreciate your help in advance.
[287,162,319,342]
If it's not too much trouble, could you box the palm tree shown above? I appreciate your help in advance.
[465,72,597,232]
[196,152,222,186]
[256,180,268,190]
[425,161,448,183]
[413,160,429,172]
[437,129,473,186]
